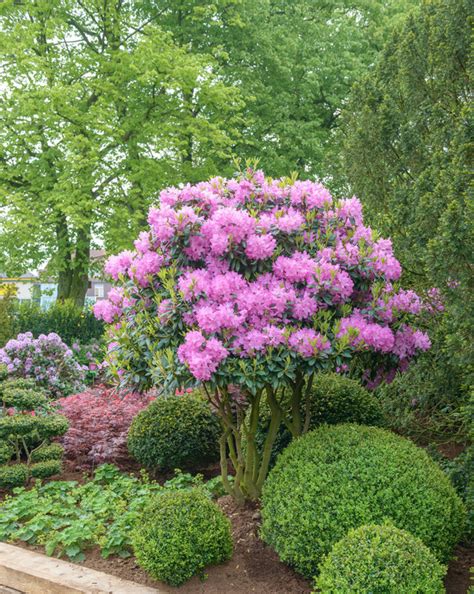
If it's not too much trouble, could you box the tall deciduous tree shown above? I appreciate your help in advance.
[0,0,243,304]
[339,0,473,377]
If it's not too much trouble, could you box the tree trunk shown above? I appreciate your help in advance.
[56,227,91,307]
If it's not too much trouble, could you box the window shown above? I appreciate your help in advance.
[94,284,104,298]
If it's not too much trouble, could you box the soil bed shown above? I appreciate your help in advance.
[8,493,473,594]
[1,461,472,593]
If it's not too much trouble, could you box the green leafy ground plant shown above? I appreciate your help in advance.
[0,464,228,563]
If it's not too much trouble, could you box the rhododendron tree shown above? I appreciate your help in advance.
[95,170,431,501]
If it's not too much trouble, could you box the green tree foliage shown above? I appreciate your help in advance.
[339,0,473,418]
[0,0,243,304]
[151,0,419,179]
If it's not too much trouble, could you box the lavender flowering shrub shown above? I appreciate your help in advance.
[0,332,85,397]
[95,169,432,501]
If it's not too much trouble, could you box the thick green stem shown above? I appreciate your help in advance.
[256,385,282,492]
[242,390,262,494]
[302,373,315,434]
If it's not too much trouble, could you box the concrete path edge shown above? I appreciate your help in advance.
[0,543,160,594]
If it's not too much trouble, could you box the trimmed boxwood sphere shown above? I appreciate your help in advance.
[261,424,466,579]
[316,524,446,594]
[127,394,220,471]
[131,489,233,586]
[251,373,382,467]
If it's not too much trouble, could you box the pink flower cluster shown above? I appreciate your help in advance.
[95,171,430,384]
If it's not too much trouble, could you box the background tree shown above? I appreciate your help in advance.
[339,0,473,429]
[0,0,243,305]
[149,0,419,180]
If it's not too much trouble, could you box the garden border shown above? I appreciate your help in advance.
[0,543,160,593]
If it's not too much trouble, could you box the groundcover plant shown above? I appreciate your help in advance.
[95,169,432,501]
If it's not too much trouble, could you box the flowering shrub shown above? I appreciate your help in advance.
[95,169,431,500]
[58,385,154,469]
[70,339,107,385]
[0,332,85,397]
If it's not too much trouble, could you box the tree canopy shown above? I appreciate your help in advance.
[0,0,435,304]
[0,0,243,303]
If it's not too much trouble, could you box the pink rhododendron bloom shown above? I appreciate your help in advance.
[97,170,429,390]
[245,233,277,260]
[288,329,330,357]
[104,250,134,280]
[93,300,121,324]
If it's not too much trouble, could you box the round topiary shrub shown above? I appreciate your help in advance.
[131,489,232,586]
[251,373,383,467]
[315,524,446,594]
[261,424,466,579]
[127,394,220,471]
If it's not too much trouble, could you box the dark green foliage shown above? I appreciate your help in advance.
[30,460,62,479]
[261,424,466,578]
[127,395,220,471]
[14,301,104,345]
[316,524,446,593]
[303,374,383,427]
[377,322,471,444]
[31,443,64,463]
[340,0,473,428]
[252,373,382,466]
[0,442,13,464]
[131,489,232,586]
[429,445,474,543]
[0,464,29,489]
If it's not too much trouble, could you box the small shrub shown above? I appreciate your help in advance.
[30,460,62,479]
[127,394,220,471]
[315,524,446,594]
[0,379,68,488]
[131,489,232,586]
[261,424,466,578]
[31,443,64,463]
[0,377,39,394]
[0,332,85,397]
[0,464,29,489]
[58,385,154,469]
[251,373,383,466]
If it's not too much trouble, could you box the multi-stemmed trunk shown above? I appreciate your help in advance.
[204,373,315,503]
